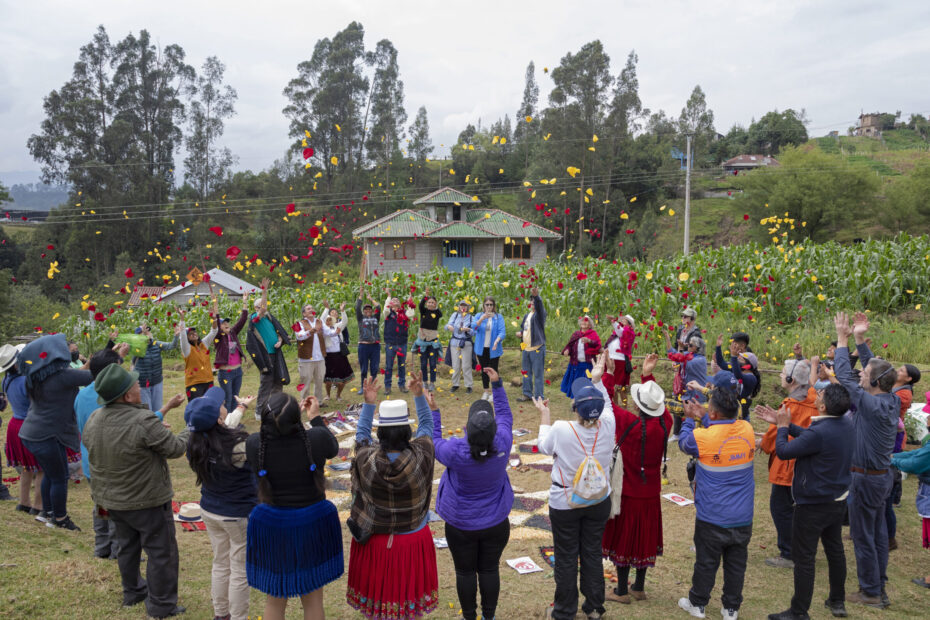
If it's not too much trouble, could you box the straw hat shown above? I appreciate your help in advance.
[174,502,202,522]
[0,344,24,373]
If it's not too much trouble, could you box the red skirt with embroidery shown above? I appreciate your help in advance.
[602,494,663,568]
[5,418,40,471]
[346,526,439,619]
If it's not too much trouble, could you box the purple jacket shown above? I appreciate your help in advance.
[432,381,514,530]
[213,310,248,368]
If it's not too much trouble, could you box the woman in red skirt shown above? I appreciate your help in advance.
[601,353,673,604]
[604,316,635,405]
[346,372,438,619]
[3,345,44,512]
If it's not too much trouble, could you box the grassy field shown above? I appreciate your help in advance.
[1,353,929,619]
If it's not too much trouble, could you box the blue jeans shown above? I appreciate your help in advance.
[139,380,164,413]
[384,344,407,388]
[521,345,546,398]
[20,437,70,519]
[420,346,439,383]
[217,367,243,412]
[848,471,892,596]
[358,343,381,382]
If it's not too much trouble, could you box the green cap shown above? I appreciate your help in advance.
[95,363,140,405]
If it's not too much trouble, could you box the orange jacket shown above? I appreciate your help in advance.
[760,387,817,486]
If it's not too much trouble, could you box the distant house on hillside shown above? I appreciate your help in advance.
[856,113,883,138]
[352,187,561,276]
[158,268,261,305]
[722,154,780,174]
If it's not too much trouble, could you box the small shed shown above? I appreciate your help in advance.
[352,187,561,276]
[722,154,779,174]
[159,268,261,305]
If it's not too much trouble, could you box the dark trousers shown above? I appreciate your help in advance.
[445,518,510,620]
[383,344,407,388]
[419,347,439,383]
[20,437,69,519]
[848,471,892,596]
[770,483,795,560]
[689,519,752,611]
[549,499,611,619]
[476,347,499,390]
[256,356,284,414]
[185,381,214,402]
[93,509,120,558]
[357,343,380,382]
[790,501,847,614]
[740,398,752,421]
[109,502,180,617]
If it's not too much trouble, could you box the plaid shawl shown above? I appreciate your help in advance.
[349,436,435,538]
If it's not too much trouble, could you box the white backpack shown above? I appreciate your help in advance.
[559,423,609,508]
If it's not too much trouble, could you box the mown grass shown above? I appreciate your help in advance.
[1,352,928,619]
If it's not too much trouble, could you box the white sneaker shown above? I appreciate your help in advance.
[483,391,492,401]
[721,607,738,620]
[668,433,680,443]
[678,597,706,618]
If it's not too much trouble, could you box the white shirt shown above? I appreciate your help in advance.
[322,312,348,353]
[537,381,615,510]
[577,339,586,363]
[607,337,625,361]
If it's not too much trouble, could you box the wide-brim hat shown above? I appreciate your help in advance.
[681,308,697,318]
[623,315,635,327]
[0,343,22,373]
[173,502,202,522]
[96,363,140,405]
[373,399,413,426]
[631,380,666,417]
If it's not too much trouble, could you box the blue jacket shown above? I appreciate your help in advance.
[132,336,179,386]
[714,346,757,401]
[834,345,899,470]
[679,416,755,527]
[892,438,930,516]
[432,381,514,530]
[775,415,853,504]
[471,312,506,358]
[383,308,411,346]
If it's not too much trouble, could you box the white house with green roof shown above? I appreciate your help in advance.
[352,187,561,276]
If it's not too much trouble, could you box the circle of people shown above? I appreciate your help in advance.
[1,282,929,620]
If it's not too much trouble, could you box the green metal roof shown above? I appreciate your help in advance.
[352,210,439,238]
[412,187,481,205]
[467,209,562,239]
[422,221,499,239]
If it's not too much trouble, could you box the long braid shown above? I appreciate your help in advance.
[639,411,648,484]
[257,422,272,503]
[301,424,324,494]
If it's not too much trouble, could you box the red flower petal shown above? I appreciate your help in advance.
[302,147,314,159]
[209,226,223,236]
[93,312,106,322]
[296,383,306,392]
[309,226,320,238]
[226,246,241,261]
[286,203,296,214]
[39,351,48,359]
[124,268,134,278]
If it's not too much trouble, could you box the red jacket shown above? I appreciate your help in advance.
[611,374,672,497]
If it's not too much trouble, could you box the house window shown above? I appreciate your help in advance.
[390,241,414,259]
[503,241,531,259]
[451,205,462,221]
[443,240,471,258]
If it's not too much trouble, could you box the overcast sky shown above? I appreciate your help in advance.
[2,0,929,184]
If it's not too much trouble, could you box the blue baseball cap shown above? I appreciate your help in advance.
[710,371,738,393]
[571,377,606,419]
[185,386,226,432]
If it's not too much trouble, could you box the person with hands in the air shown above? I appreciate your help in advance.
[185,388,258,620]
[432,366,514,620]
[601,352,674,605]
[212,292,250,413]
[665,330,708,440]
[536,351,615,620]
[130,321,180,413]
[414,287,444,392]
[383,291,415,396]
[346,372,438,619]
[322,302,353,402]
[294,301,327,402]
[246,278,292,415]
[713,333,759,420]
[833,311,900,609]
[244,390,341,620]
[471,297,506,401]
[178,308,217,402]
[354,283,383,391]
[603,315,636,405]
[677,385,754,620]
[756,383,854,620]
